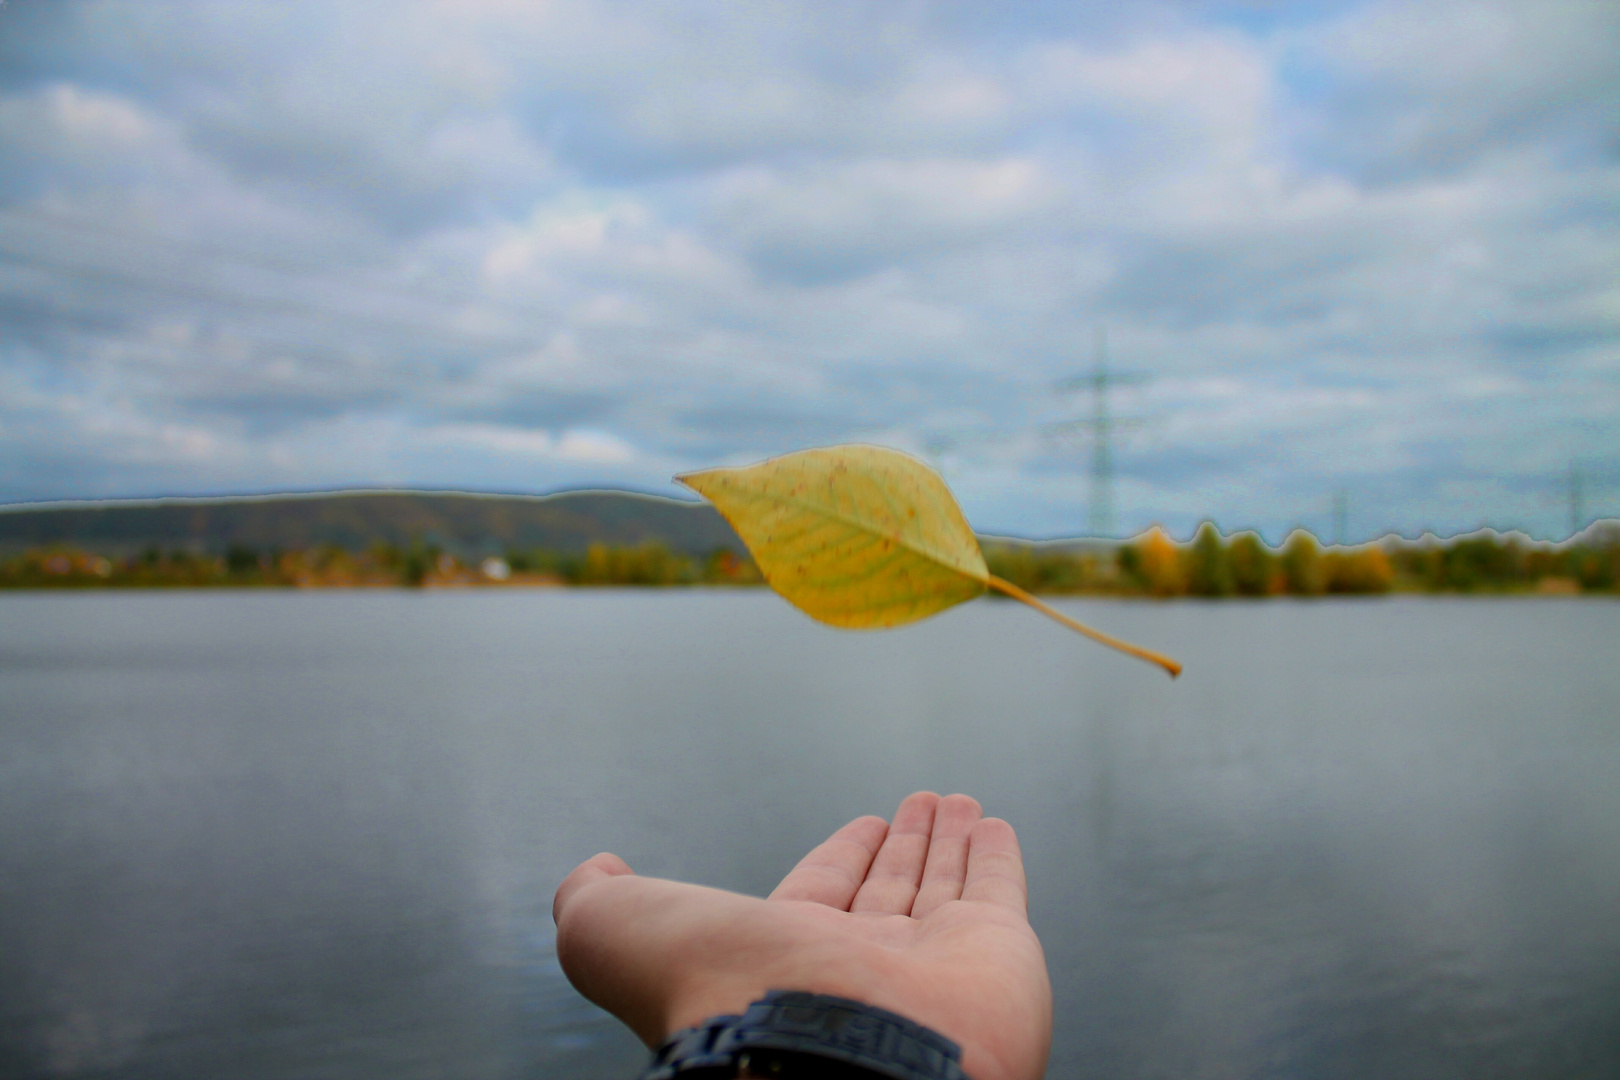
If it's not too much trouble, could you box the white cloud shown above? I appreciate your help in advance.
[0,0,1615,536]
[38,83,151,145]
[433,423,557,457]
[1284,0,1620,175]
[718,156,1062,280]
[0,83,182,195]
[555,429,636,463]
[429,422,637,465]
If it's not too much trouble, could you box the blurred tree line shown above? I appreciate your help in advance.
[0,541,763,589]
[986,523,1620,597]
[504,543,762,586]
[4,526,1615,595]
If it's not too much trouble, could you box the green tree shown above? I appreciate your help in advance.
[1228,533,1273,596]
[578,542,691,585]
[225,544,259,576]
[1571,544,1617,591]
[1323,546,1394,593]
[401,542,432,587]
[1282,532,1326,595]
[1183,522,1234,597]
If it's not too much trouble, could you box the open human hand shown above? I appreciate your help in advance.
[553,792,1053,1080]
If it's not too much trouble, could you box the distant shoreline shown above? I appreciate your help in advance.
[3,490,1615,597]
[5,523,1615,598]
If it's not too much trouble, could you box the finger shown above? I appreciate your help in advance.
[768,815,889,909]
[961,818,1028,912]
[910,793,983,918]
[553,852,634,924]
[850,791,940,915]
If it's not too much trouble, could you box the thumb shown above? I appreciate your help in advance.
[553,852,634,925]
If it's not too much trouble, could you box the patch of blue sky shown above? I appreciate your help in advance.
[1204,0,1361,39]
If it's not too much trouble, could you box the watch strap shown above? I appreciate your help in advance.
[641,989,971,1080]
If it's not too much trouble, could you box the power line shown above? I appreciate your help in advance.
[1570,460,1585,538]
[1048,327,1149,538]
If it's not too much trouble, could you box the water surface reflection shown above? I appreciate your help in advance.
[2,592,1617,1078]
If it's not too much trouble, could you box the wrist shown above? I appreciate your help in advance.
[642,990,971,1080]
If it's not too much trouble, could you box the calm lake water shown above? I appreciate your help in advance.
[2,591,1618,1079]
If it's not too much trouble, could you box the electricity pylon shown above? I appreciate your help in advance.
[1569,460,1585,539]
[1048,327,1149,538]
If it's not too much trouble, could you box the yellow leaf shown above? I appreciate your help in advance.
[677,444,1181,677]
[677,444,987,628]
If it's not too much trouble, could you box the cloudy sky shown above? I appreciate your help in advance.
[0,0,1615,540]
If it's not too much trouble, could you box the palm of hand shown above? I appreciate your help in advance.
[553,793,1052,1080]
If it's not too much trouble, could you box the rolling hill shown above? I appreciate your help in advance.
[0,489,745,557]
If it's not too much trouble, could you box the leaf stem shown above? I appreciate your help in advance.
[985,575,1182,678]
